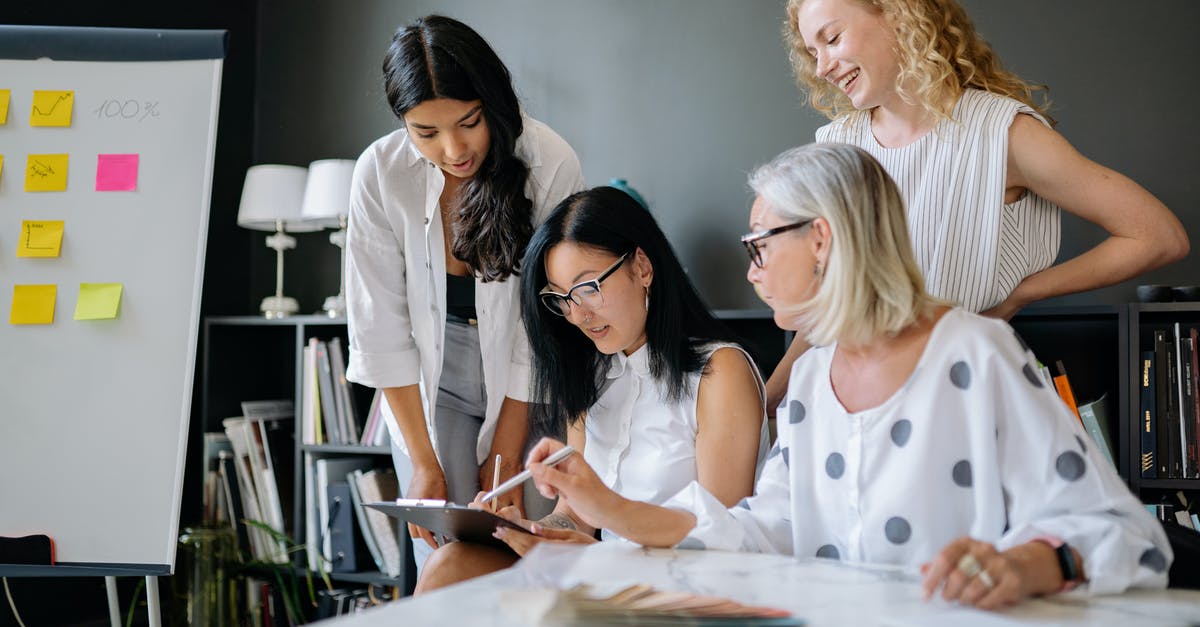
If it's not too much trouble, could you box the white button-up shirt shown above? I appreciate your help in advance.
[345,117,584,463]
[585,342,770,542]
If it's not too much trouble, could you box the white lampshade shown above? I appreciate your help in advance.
[300,159,355,228]
[237,164,320,232]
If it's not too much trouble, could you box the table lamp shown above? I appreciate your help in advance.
[300,159,356,318]
[237,164,319,318]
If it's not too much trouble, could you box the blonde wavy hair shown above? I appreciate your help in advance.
[784,0,1052,124]
[749,143,944,347]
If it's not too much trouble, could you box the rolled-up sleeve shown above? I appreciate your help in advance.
[345,145,422,389]
[661,443,795,554]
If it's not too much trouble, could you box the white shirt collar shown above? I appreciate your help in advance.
[606,344,651,380]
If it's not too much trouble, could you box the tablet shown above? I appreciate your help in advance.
[366,501,531,550]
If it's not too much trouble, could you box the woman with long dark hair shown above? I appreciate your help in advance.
[344,15,584,567]
[413,187,769,592]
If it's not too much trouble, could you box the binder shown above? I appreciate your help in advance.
[325,482,357,573]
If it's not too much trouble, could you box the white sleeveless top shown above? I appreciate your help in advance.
[816,89,1061,312]
[583,342,770,542]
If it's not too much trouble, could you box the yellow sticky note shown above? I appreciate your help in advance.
[29,90,73,127]
[0,89,10,125]
[75,283,123,320]
[17,220,65,258]
[10,284,56,325]
[25,154,68,192]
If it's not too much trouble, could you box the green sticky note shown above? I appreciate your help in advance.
[74,283,123,320]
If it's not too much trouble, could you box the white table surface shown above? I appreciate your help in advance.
[326,542,1200,626]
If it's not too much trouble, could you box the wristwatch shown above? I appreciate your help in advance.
[1032,535,1082,591]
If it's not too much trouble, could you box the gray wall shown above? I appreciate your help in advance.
[255,0,1200,310]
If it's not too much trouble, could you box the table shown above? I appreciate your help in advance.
[326,542,1200,626]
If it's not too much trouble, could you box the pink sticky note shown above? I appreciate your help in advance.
[95,154,139,191]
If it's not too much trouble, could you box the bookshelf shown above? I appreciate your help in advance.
[1127,303,1200,503]
[200,315,409,596]
[1009,304,1200,508]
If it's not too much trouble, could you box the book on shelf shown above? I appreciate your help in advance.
[242,400,296,535]
[218,450,251,553]
[1051,360,1083,426]
[302,341,323,445]
[359,389,386,447]
[350,468,402,577]
[1153,329,1176,477]
[1146,325,1200,479]
[328,337,360,444]
[1141,350,1158,479]
[345,469,383,574]
[1077,393,1115,469]
[223,417,274,561]
[313,456,373,573]
[314,339,343,445]
[1191,327,1200,478]
[1178,325,1200,478]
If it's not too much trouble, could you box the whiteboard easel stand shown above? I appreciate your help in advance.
[105,576,161,627]
[0,564,166,626]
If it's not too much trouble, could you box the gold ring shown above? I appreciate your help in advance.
[978,570,995,589]
[956,553,982,578]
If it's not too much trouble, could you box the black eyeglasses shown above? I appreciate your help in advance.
[539,252,631,316]
[740,219,814,268]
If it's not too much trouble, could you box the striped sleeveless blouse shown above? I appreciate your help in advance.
[815,89,1061,313]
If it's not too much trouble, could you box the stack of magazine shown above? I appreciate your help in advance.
[517,584,802,626]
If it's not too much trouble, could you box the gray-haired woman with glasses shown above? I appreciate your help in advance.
[412,186,770,592]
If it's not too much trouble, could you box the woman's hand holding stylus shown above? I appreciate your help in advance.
[525,437,620,530]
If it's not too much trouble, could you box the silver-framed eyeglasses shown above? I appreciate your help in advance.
[740,219,814,268]
[539,252,631,316]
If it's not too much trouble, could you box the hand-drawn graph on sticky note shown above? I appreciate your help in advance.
[96,154,139,191]
[29,90,74,127]
[10,284,56,325]
[75,283,123,320]
[25,154,68,192]
[17,220,65,258]
[0,89,10,125]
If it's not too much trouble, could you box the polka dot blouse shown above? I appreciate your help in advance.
[665,308,1172,595]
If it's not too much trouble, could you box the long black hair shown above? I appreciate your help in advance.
[521,187,740,434]
[383,15,532,282]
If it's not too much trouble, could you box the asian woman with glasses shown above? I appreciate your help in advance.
[412,186,769,592]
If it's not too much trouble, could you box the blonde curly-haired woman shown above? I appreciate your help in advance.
[764,0,1188,412]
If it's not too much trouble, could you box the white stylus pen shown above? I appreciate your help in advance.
[478,445,576,505]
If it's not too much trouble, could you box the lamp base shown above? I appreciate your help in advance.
[320,294,345,319]
[260,295,299,319]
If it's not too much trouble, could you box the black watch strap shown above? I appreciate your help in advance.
[1054,541,1080,583]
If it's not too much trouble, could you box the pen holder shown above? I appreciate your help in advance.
[178,526,240,627]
